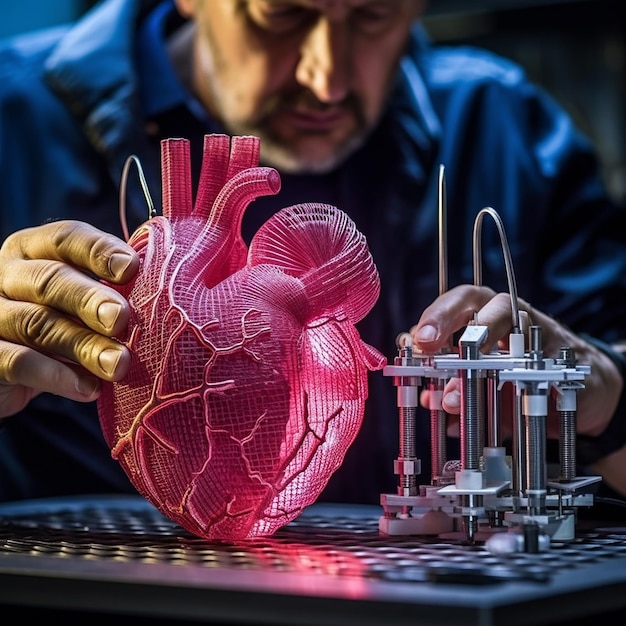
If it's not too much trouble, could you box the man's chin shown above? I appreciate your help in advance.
[263,153,342,175]
[259,136,364,175]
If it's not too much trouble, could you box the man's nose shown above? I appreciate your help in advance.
[295,18,350,104]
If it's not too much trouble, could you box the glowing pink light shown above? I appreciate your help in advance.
[97,134,385,540]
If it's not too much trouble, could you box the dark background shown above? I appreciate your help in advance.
[423,0,625,203]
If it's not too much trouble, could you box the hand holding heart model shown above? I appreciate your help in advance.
[97,134,386,540]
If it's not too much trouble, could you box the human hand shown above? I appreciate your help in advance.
[0,220,139,419]
[410,284,622,441]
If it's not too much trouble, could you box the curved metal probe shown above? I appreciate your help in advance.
[472,206,525,502]
[460,206,523,541]
[472,207,522,333]
[430,164,450,482]
[438,164,448,297]
[119,155,156,242]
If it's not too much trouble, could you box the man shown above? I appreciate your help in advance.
[1,0,626,505]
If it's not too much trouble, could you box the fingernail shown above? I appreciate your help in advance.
[99,348,123,377]
[415,324,438,342]
[108,252,134,278]
[97,302,122,331]
[75,376,101,397]
[444,389,460,410]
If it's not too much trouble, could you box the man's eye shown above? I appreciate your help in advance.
[249,3,312,33]
[353,6,399,34]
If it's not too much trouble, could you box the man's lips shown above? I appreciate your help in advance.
[280,106,350,132]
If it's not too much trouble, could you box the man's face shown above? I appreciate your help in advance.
[175,0,424,173]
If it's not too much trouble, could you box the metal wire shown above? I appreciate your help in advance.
[119,154,156,241]
[472,207,522,333]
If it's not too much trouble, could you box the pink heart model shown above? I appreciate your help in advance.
[97,134,386,540]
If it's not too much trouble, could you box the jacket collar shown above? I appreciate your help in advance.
[43,0,145,159]
[393,23,441,184]
[42,0,167,217]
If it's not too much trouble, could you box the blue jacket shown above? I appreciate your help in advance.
[1,0,626,504]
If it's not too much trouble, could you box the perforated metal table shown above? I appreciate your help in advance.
[1,495,626,624]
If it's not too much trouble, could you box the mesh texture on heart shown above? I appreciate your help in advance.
[97,134,385,540]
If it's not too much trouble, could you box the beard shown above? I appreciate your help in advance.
[257,128,368,174]
[221,90,373,175]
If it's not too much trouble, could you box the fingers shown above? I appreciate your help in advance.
[0,299,131,381]
[421,379,461,413]
[0,339,105,419]
[0,221,139,337]
[0,339,102,396]
[411,286,623,452]
[420,385,461,436]
[410,285,494,351]
[410,285,529,354]
[0,221,138,402]
[1,220,138,283]
[411,285,534,440]
[1,258,132,337]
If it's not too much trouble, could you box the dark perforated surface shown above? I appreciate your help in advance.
[1,496,626,586]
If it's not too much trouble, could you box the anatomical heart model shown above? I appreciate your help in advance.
[97,134,386,540]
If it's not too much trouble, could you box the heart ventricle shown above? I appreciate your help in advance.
[97,134,385,540]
